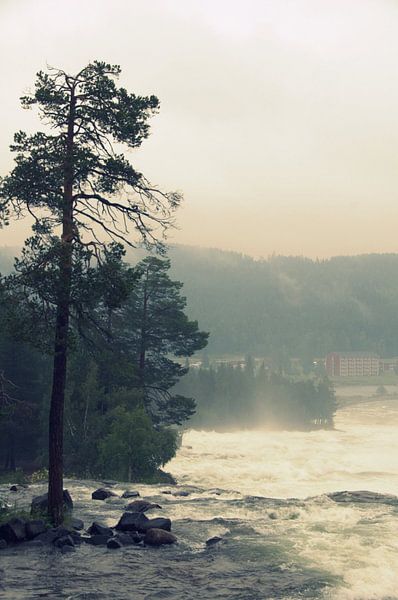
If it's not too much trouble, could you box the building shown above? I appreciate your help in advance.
[325,352,379,377]
[379,357,398,374]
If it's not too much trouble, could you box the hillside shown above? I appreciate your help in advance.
[2,244,398,362]
[167,246,398,362]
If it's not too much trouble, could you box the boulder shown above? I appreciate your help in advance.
[25,519,47,540]
[88,534,112,546]
[79,536,93,544]
[115,512,149,532]
[70,518,84,531]
[70,532,83,545]
[91,488,118,501]
[35,526,71,545]
[125,500,162,513]
[141,518,171,533]
[131,532,145,544]
[161,490,172,495]
[0,539,7,550]
[9,485,19,492]
[144,528,177,546]
[101,480,118,487]
[0,518,26,543]
[25,539,44,548]
[87,522,113,537]
[173,491,190,497]
[206,536,222,547]
[113,532,136,546]
[328,490,398,505]
[31,490,73,515]
[107,538,123,549]
[114,532,143,545]
[54,535,74,549]
[122,490,140,499]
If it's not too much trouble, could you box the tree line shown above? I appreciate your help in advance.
[175,358,336,430]
[0,255,207,481]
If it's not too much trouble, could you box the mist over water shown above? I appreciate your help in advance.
[171,397,398,499]
[2,395,398,599]
[169,396,398,599]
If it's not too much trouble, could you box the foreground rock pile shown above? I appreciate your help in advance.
[0,487,177,553]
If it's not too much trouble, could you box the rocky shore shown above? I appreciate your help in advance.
[0,485,182,553]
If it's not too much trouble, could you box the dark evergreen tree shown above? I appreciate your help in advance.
[0,62,181,524]
[116,256,208,425]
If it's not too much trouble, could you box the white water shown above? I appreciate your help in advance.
[2,396,398,599]
[168,397,398,599]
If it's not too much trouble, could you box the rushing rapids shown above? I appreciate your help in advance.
[1,392,398,599]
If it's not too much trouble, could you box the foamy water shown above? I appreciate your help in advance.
[1,397,398,599]
[170,399,398,498]
[167,397,398,599]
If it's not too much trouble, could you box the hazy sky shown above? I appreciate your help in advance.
[1,0,398,258]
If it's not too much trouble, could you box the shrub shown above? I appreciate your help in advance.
[99,407,177,481]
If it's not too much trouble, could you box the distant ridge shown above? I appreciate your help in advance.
[2,244,398,359]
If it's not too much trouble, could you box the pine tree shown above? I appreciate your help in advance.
[0,62,181,524]
[117,256,208,425]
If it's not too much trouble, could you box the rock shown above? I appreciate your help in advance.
[87,522,113,537]
[31,490,73,515]
[141,518,171,533]
[25,519,47,540]
[107,538,123,549]
[115,512,171,533]
[113,532,136,546]
[114,532,144,545]
[54,535,74,549]
[101,480,118,487]
[0,539,7,550]
[122,490,140,499]
[61,544,75,554]
[0,518,26,543]
[206,536,222,547]
[70,518,84,531]
[91,488,118,501]
[131,532,145,544]
[268,512,278,520]
[115,512,149,532]
[328,490,398,505]
[144,528,177,546]
[173,491,190,497]
[79,536,93,544]
[88,534,112,546]
[161,490,172,495]
[25,539,44,548]
[9,485,19,492]
[35,526,71,545]
[125,500,162,513]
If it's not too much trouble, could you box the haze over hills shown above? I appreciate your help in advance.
[2,244,398,362]
[166,246,398,361]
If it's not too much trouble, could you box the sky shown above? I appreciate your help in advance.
[1,0,398,258]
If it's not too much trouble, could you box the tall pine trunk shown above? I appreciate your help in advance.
[138,276,148,383]
[47,90,75,525]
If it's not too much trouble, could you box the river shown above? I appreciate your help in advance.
[1,396,398,599]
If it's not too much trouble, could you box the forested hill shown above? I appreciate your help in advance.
[2,244,398,361]
[166,246,398,361]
